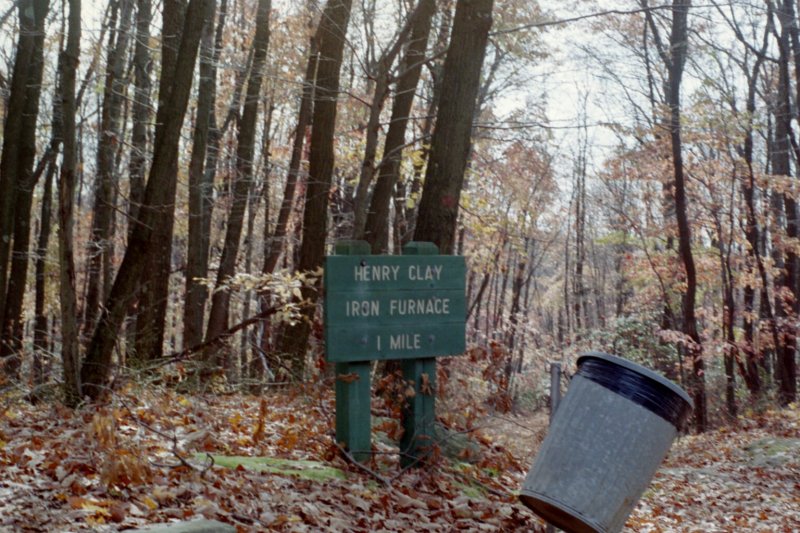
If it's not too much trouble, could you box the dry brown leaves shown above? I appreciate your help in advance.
[487,403,800,532]
[628,404,800,532]
[2,381,797,532]
[0,384,539,532]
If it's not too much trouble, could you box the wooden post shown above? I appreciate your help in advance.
[400,241,439,467]
[333,240,372,463]
[550,361,562,417]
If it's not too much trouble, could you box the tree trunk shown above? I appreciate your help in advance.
[563,192,572,338]
[82,0,215,399]
[85,0,133,333]
[413,0,494,254]
[124,0,153,361]
[58,0,83,406]
[128,0,152,232]
[351,3,429,239]
[713,208,737,418]
[246,98,274,376]
[507,250,526,356]
[132,0,190,362]
[0,0,47,328]
[240,172,264,377]
[494,244,512,332]
[204,0,272,374]
[242,100,273,378]
[0,0,49,373]
[184,0,227,350]
[33,159,56,385]
[32,16,68,385]
[484,267,496,337]
[363,0,436,253]
[402,5,452,243]
[255,39,318,372]
[666,0,706,431]
[738,18,771,397]
[261,40,317,277]
[777,0,799,405]
[573,147,587,333]
[275,0,354,377]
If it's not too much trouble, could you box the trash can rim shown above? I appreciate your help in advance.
[577,351,693,408]
[519,490,605,533]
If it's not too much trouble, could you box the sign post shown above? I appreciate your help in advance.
[331,240,373,463]
[324,240,466,464]
[399,241,439,467]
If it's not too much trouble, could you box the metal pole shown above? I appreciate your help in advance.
[546,361,562,533]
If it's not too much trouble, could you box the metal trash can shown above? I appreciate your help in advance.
[519,351,693,533]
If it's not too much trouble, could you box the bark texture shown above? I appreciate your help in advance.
[204,0,272,372]
[413,0,494,253]
[82,0,215,399]
[0,0,49,371]
[666,0,707,431]
[85,0,133,333]
[363,0,436,254]
[184,0,227,349]
[58,0,83,406]
[133,0,188,362]
[774,0,798,405]
[275,0,354,376]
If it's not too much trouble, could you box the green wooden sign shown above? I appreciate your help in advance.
[325,240,466,466]
[324,254,466,362]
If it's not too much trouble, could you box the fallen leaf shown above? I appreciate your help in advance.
[141,496,158,511]
[336,373,361,383]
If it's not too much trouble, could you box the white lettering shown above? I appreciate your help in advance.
[356,264,401,281]
[407,264,443,281]
[388,297,451,316]
[354,266,367,281]
[354,264,404,282]
[346,300,380,317]
[358,264,441,282]
[389,333,421,350]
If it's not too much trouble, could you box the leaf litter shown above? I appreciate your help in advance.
[0,384,537,531]
[1,383,797,531]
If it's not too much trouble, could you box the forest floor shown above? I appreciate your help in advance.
[0,379,798,532]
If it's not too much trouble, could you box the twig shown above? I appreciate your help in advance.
[492,3,730,35]
[149,303,301,369]
[451,469,510,499]
[389,423,484,480]
[391,449,428,478]
[109,387,214,477]
[0,0,22,32]
[332,440,393,487]
[486,413,545,434]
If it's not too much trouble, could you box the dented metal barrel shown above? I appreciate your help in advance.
[520,352,693,533]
